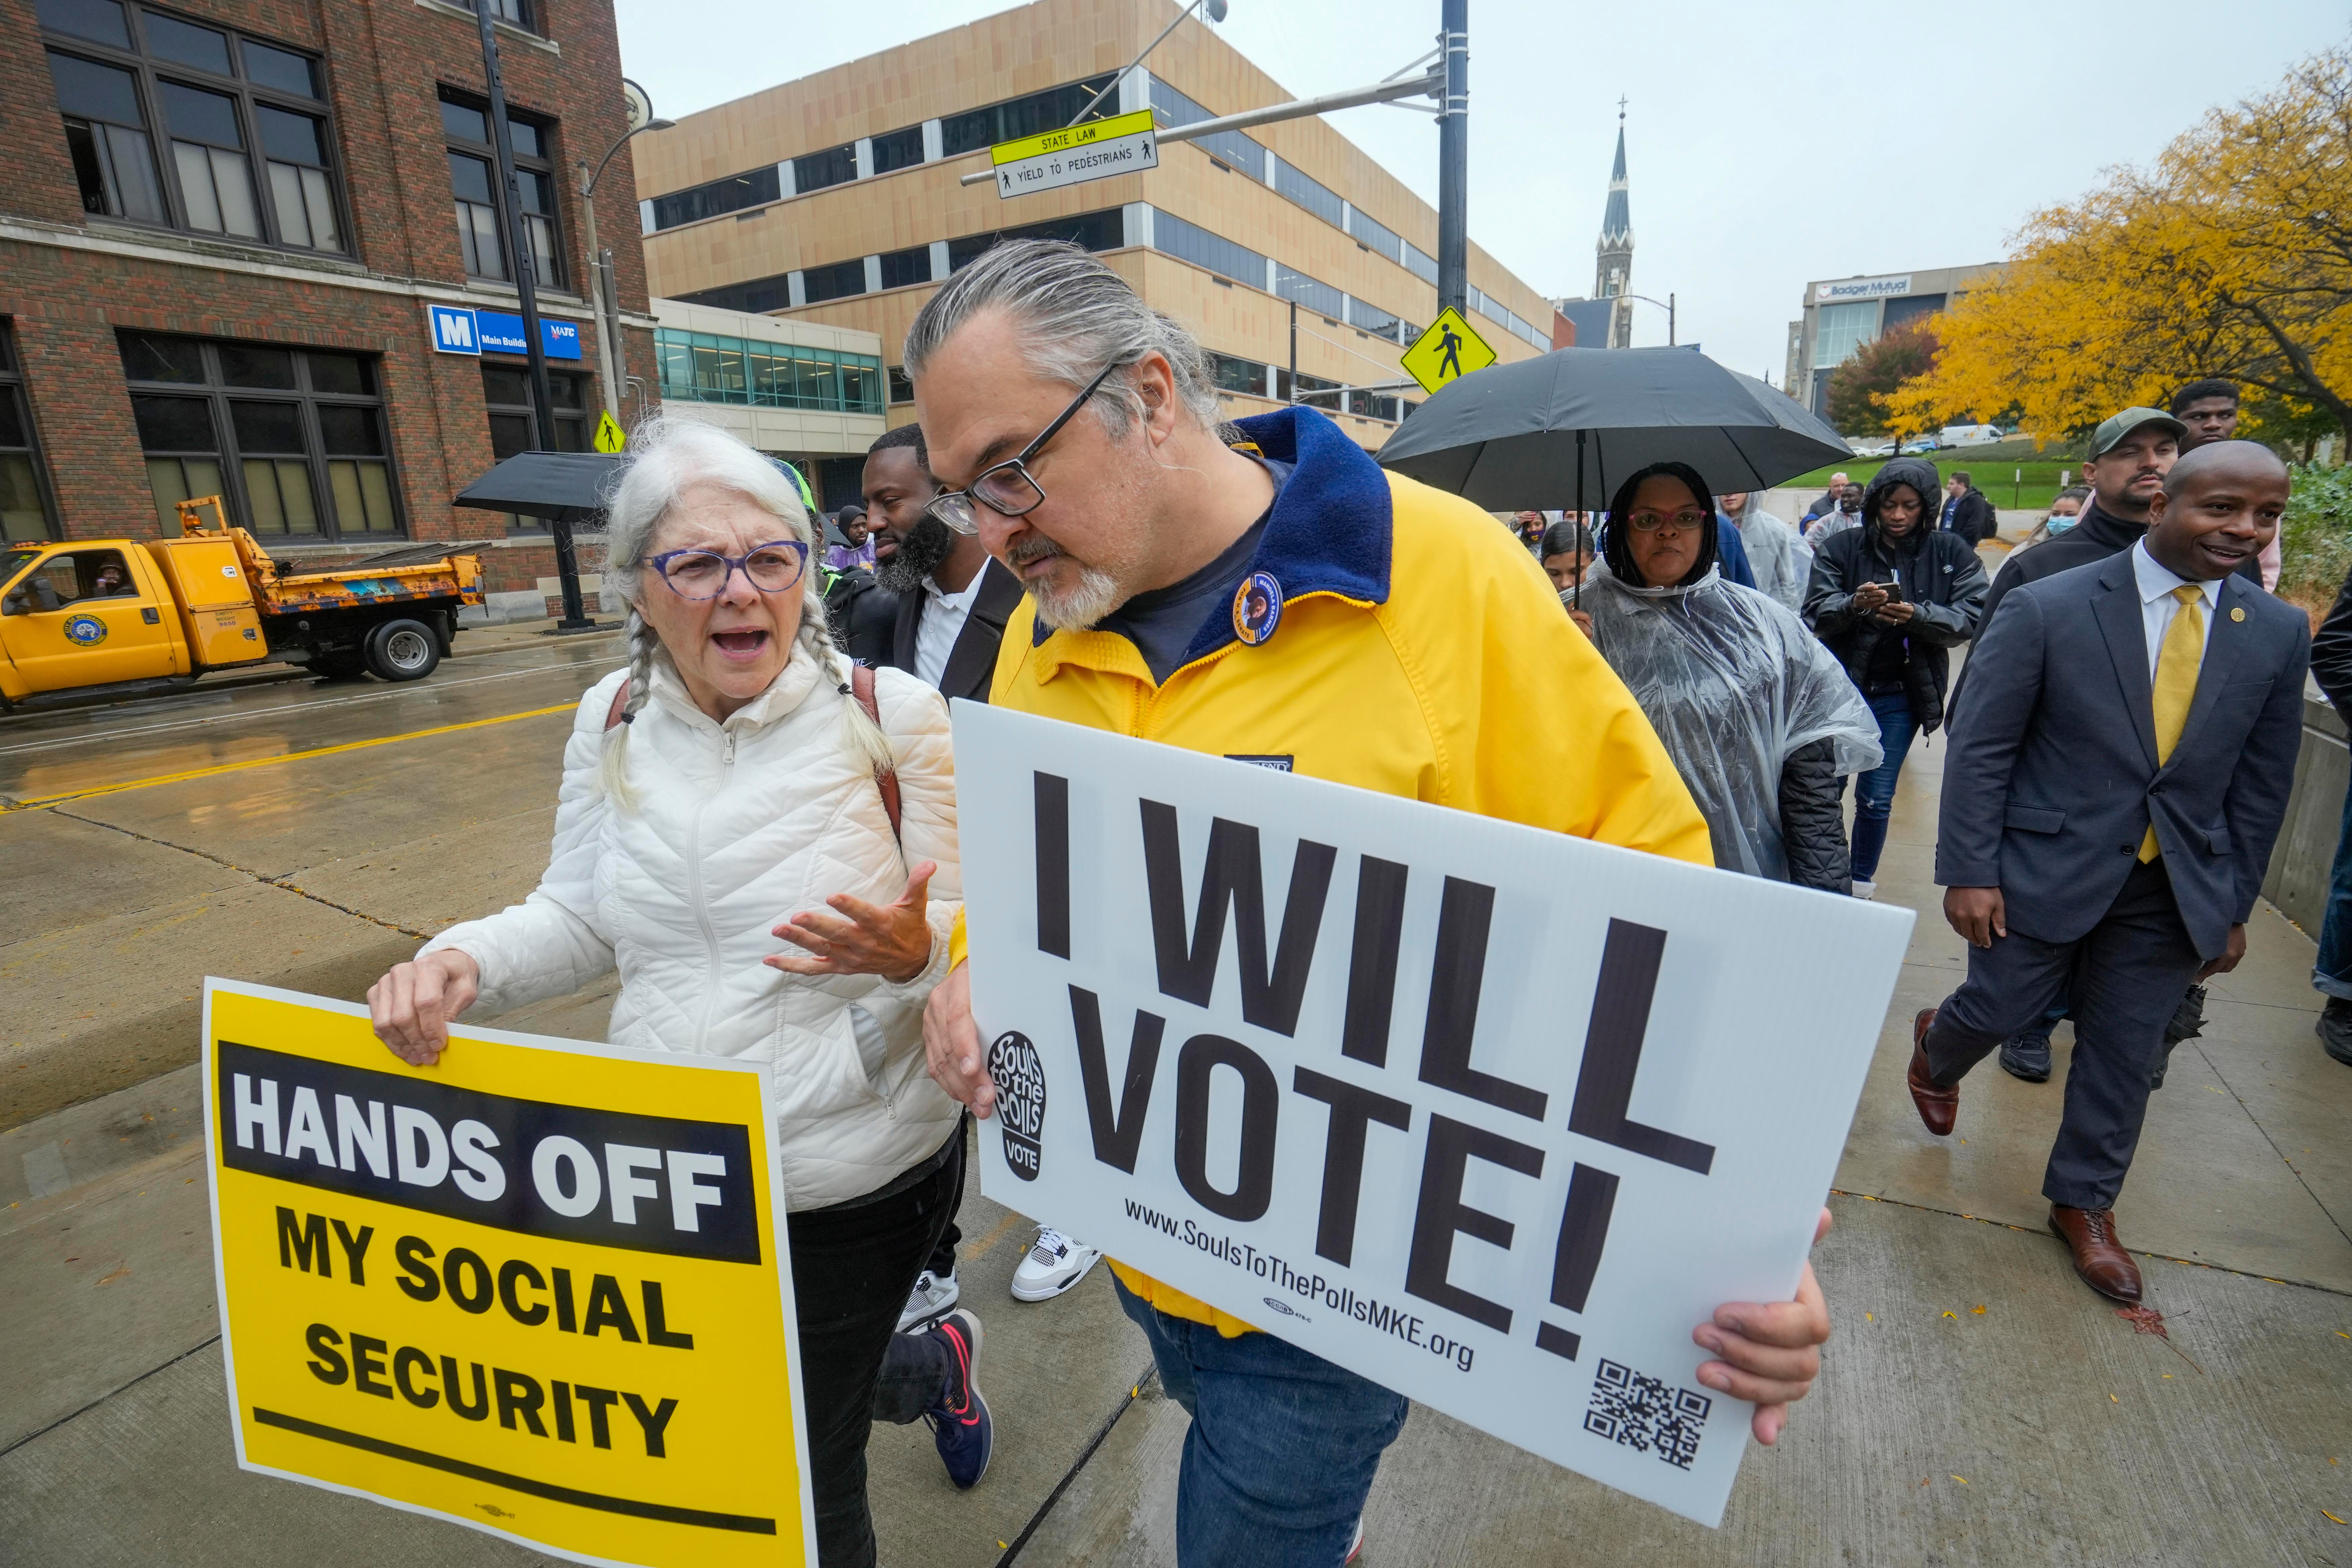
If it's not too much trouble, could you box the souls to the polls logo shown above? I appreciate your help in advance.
[63,614,107,646]
[988,1030,1046,1181]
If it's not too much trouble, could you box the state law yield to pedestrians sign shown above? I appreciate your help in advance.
[1401,306,1496,396]
[990,108,1157,198]
[201,980,814,1566]
[954,704,1913,1527]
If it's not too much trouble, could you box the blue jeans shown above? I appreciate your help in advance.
[2315,778,2352,1000]
[1114,1275,1409,1568]
[1847,691,1919,882]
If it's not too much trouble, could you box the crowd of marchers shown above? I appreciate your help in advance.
[358,235,2326,1568]
[1520,378,2321,1315]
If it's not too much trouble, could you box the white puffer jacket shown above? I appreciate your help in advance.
[420,648,963,1211]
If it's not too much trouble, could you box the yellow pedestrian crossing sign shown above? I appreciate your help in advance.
[593,410,626,454]
[1401,307,1496,396]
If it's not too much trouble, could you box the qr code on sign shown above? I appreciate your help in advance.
[1583,1359,1711,1470]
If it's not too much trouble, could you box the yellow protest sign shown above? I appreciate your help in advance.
[594,410,627,454]
[1401,307,1497,396]
[202,980,811,1566]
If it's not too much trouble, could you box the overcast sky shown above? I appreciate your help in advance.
[614,0,2344,380]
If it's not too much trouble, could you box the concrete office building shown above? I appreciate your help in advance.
[631,0,1562,506]
[1784,262,2006,419]
[0,0,656,616]
[649,298,887,482]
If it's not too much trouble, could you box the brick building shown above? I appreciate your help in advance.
[0,0,652,619]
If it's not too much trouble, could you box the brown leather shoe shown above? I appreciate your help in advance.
[1907,1008,1957,1136]
[2048,1205,2143,1303]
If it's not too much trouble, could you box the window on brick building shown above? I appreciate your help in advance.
[450,0,535,30]
[120,332,401,540]
[481,364,587,535]
[0,326,63,544]
[39,2,347,254]
[441,90,563,288]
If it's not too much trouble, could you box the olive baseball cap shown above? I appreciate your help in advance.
[2089,406,2186,457]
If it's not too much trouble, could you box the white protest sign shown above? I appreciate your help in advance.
[955,702,1912,1527]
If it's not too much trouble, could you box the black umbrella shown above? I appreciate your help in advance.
[453,451,623,520]
[1379,346,1850,502]
[1377,347,1851,605]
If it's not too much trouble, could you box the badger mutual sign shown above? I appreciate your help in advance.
[201,981,813,1566]
[955,704,1912,1527]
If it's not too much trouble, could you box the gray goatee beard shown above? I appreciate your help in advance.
[1010,535,1124,630]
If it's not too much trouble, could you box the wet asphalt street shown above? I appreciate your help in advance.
[0,623,626,1131]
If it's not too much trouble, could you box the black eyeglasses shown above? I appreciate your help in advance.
[925,362,1120,535]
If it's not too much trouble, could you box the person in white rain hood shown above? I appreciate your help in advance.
[1716,489,1812,614]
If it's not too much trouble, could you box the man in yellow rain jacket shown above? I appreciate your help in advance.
[909,241,1831,1567]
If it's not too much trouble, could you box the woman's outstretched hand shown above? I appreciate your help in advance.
[369,948,481,1067]
[770,860,938,983]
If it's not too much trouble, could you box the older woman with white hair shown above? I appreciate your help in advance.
[366,415,985,1567]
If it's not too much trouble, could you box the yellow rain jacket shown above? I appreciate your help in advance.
[953,405,1711,1336]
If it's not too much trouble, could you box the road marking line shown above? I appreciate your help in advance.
[0,657,622,757]
[1,702,577,811]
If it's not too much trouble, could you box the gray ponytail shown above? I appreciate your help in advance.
[594,413,892,810]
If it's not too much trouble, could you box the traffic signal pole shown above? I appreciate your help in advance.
[1436,0,1468,317]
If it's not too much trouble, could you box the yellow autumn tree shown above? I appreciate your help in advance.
[1885,41,2352,443]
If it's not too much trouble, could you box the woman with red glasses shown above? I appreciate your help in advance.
[1571,460,1882,893]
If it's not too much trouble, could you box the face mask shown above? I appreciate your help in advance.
[2047,515,2078,535]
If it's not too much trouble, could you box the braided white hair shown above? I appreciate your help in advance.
[596,413,890,809]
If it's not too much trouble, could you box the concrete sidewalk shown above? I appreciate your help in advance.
[5,674,2351,1564]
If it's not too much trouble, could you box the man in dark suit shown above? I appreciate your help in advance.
[1907,441,2306,1305]
[864,424,1022,704]
[862,421,1041,1331]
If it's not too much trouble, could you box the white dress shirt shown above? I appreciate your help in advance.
[915,571,983,687]
[2130,539,2220,682]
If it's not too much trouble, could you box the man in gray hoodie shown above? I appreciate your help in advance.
[1718,490,1812,613]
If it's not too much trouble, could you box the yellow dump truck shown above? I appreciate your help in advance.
[0,498,484,709]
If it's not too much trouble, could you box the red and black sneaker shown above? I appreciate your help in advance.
[923,1309,993,1489]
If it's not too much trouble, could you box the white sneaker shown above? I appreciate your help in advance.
[898,1268,960,1332]
[1851,879,1877,901]
[1011,1227,1104,1302]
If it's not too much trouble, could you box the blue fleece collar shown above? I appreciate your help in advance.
[1179,405,1393,664]
[1026,404,1398,667]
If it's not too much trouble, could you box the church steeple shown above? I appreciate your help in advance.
[1595,101,1634,348]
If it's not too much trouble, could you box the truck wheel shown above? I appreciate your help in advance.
[364,618,440,682]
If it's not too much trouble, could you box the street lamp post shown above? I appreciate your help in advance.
[579,80,673,430]
[1436,0,1468,316]
[1623,291,1675,346]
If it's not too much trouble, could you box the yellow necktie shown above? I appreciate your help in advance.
[2140,585,2206,862]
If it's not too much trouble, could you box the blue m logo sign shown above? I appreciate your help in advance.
[428,305,479,354]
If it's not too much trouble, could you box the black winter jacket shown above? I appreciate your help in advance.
[1778,737,1850,893]
[1803,458,1988,734]
[820,566,900,668]
[2313,563,2352,717]
[1946,487,1995,546]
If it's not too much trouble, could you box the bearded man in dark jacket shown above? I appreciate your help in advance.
[1804,456,1989,895]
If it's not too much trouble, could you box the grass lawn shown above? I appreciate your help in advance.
[1781,455,2088,513]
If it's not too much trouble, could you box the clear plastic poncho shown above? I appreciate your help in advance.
[1574,559,1883,882]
